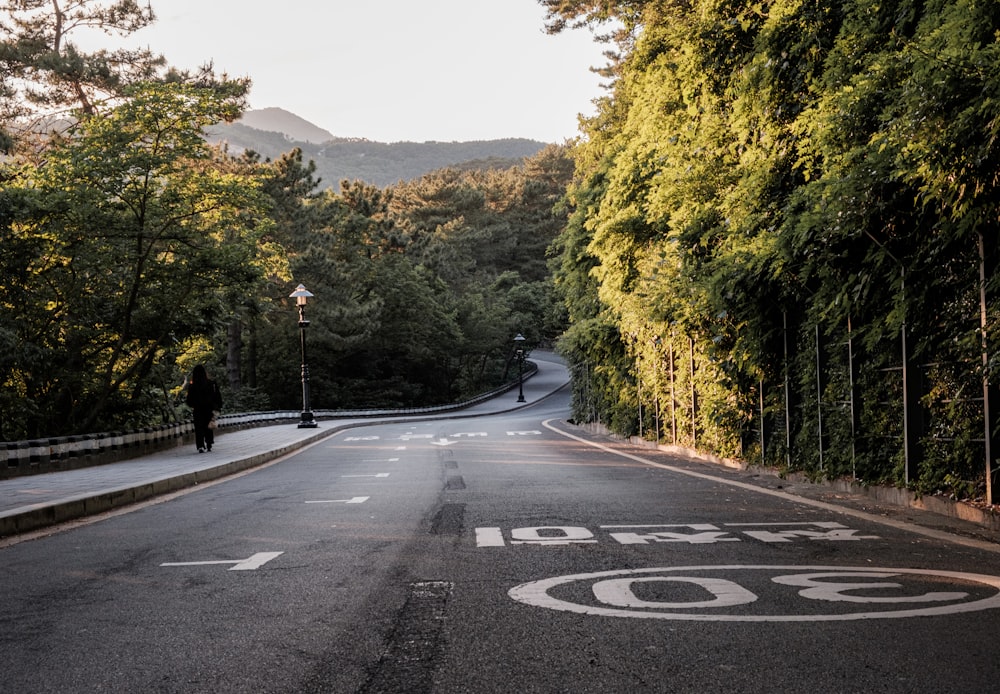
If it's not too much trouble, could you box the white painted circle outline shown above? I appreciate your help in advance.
[507,565,1000,622]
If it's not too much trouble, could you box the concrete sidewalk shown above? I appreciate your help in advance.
[0,354,570,539]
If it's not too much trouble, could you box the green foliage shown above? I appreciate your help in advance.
[204,124,550,189]
[243,146,575,412]
[550,0,1000,500]
[0,6,576,440]
[0,0,247,153]
[1,82,271,437]
[0,0,162,122]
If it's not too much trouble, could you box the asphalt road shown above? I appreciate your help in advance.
[3,389,1000,693]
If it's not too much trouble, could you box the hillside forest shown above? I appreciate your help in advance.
[546,0,1000,503]
[4,1,1000,505]
[0,1,570,441]
[204,120,550,189]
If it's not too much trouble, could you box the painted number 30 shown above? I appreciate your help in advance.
[508,565,1000,622]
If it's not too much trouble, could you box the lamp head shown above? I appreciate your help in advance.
[289,283,314,307]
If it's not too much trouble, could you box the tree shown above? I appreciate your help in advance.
[1,82,273,437]
[0,0,248,153]
[549,0,1000,498]
[218,147,316,403]
[0,1,163,143]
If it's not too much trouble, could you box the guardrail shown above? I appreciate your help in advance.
[1,362,538,479]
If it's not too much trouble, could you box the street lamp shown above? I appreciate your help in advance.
[289,283,318,428]
[514,333,526,403]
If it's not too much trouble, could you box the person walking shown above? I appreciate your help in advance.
[185,365,223,453]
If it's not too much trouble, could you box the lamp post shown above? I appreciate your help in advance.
[514,333,526,403]
[289,283,318,428]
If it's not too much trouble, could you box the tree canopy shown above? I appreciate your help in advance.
[0,2,573,440]
[0,0,245,152]
[10,0,998,508]
[549,0,1000,500]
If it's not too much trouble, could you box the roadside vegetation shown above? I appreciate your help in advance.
[544,0,1000,502]
[4,1,1000,505]
[0,1,569,439]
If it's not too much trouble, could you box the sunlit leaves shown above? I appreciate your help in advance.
[552,0,1000,489]
[2,82,273,436]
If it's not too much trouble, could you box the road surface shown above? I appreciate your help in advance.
[3,388,1000,692]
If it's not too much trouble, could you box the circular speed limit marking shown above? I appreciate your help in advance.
[508,565,1000,622]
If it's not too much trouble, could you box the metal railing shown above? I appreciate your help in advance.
[1,363,538,479]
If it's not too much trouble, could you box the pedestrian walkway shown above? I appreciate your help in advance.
[10,352,995,550]
[0,354,570,539]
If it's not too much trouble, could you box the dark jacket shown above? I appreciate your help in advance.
[186,379,222,414]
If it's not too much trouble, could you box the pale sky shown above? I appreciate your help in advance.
[116,0,609,143]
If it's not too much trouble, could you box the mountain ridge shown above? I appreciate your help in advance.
[209,107,550,188]
[237,107,335,144]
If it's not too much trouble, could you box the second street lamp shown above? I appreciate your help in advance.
[514,333,526,403]
[289,283,318,428]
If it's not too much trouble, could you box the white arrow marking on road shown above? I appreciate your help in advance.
[342,473,390,478]
[161,552,283,571]
[305,496,370,504]
[430,438,455,446]
[476,528,506,547]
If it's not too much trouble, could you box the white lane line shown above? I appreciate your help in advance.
[161,552,284,571]
[305,496,370,504]
[475,527,506,547]
[541,419,1000,554]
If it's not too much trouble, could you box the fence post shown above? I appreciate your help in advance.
[759,378,766,464]
[847,315,858,479]
[689,336,697,447]
[979,233,998,505]
[636,350,642,439]
[900,267,924,485]
[669,332,677,444]
[652,337,661,442]
[815,324,824,471]
[783,311,792,468]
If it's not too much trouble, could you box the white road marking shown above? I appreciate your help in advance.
[342,473,390,478]
[477,522,878,547]
[593,576,758,609]
[542,419,1000,553]
[511,526,597,545]
[305,496,370,504]
[161,552,283,571]
[475,527,506,547]
[509,565,1000,621]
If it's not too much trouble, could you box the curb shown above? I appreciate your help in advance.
[0,426,337,538]
[1,370,570,539]
[581,422,1000,535]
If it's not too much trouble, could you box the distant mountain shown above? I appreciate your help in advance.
[237,107,334,144]
[206,108,550,188]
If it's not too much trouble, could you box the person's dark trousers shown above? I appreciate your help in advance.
[194,411,215,451]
